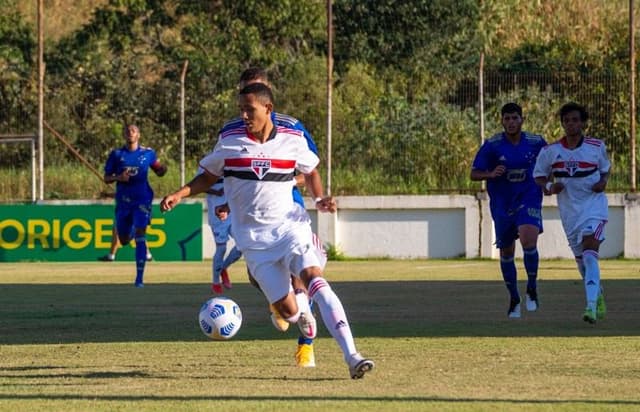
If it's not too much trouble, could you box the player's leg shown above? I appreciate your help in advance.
[244,248,315,339]
[210,217,229,293]
[131,204,152,287]
[293,232,325,367]
[217,219,238,289]
[499,241,520,318]
[580,221,606,323]
[495,216,521,317]
[221,244,242,289]
[518,223,541,311]
[289,227,373,378]
[99,225,120,262]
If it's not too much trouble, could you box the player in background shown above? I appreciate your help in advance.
[204,174,242,294]
[103,124,167,287]
[161,83,374,379]
[217,67,321,368]
[98,226,153,262]
[470,103,547,318]
[533,102,609,324]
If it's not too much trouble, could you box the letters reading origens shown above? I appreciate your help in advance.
[0,218,167,250]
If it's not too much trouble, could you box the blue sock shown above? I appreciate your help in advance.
[135,236,147,285]
[298,336,313,345]
[500,255,519,300]
[213,244,227,284]
[222,246,242,269]
[523,246,539,291]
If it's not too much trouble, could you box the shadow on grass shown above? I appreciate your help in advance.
[0,393,639,406]
[1,279,639,344]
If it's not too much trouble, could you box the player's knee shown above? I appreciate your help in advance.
[299,266,323,287]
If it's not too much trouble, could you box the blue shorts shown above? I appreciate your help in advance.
[115,201,152,238]
[493,203,543,249]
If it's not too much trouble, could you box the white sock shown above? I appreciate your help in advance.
[583,250,601,310]
[308,277,357,362]
[284,308,301,324]
[295,290,311,314]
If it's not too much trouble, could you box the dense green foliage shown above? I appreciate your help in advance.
[0,0,637,199]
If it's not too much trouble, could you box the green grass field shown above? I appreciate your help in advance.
[1,259,640,411]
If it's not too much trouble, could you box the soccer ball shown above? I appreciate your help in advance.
[198,297,243,340]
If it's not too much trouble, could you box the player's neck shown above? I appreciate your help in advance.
[504,131,520,144]
[126,142,139,151]
[564,134,582,148]
[253,122,274,143]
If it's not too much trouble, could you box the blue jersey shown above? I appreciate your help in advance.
[472,132,547,219]
[219,112,318,207]
[104,145,160,205]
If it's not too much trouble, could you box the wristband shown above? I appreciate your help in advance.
[314,197,323,203]
[545,182,553,192]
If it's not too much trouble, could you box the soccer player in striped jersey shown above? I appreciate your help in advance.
[103,124,167,287]
[221,67,321,368]
[204,174,242,294]
[533,102,610,324]
[471,103,547,318]
[161,83,374,379]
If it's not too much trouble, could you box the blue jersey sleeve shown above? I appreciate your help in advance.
[471,140,494,172]
[104,149,119,176]
[294,121,318,155]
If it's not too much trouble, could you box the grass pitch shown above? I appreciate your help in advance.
[1,259,639,411]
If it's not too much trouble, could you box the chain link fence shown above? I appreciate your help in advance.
[0,70,635,195]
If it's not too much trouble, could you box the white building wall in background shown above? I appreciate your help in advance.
[200,193,640,260]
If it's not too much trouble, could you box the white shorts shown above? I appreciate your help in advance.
[244,224,326,304]
[566,218,607,256]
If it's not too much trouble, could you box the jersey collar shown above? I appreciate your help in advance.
[559,136,584,149]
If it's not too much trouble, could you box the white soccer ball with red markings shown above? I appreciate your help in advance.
[198,297,242,340]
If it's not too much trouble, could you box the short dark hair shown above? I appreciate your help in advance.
[501,103,522,116]
[239,82,274,105]
[239,67,269,84]
[559,102,589,121]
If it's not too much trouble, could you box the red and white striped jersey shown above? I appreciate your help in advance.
[533,136,610,236]
[199,125,319,250]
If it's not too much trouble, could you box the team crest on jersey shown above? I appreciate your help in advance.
[251,159,271,179]
[565,159,578,176]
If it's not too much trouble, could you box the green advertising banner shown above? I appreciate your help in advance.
[0,203,202,262]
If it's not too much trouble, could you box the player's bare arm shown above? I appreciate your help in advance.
[303,169,336,213]
[161,172,219,212]
[470,165,506,181]
[152,163,168,177]
[592,172,609,193]
[534,176,564,195]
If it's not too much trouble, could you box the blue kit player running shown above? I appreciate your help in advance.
[104,124,167,287]
[217,67,321,367]
[471,103,547,318]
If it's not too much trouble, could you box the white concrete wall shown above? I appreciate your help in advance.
[200,193,640,260]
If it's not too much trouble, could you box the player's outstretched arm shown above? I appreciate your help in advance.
[304,169,336,213]
[160,172,219,212]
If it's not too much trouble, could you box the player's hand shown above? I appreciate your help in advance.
[549,182,565,194]
[119,169,131,182]
[491,165,506,178]
[160,194,181,212]
[592,180,607,193]
[316,196,337,213]
[215,203,230,220]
